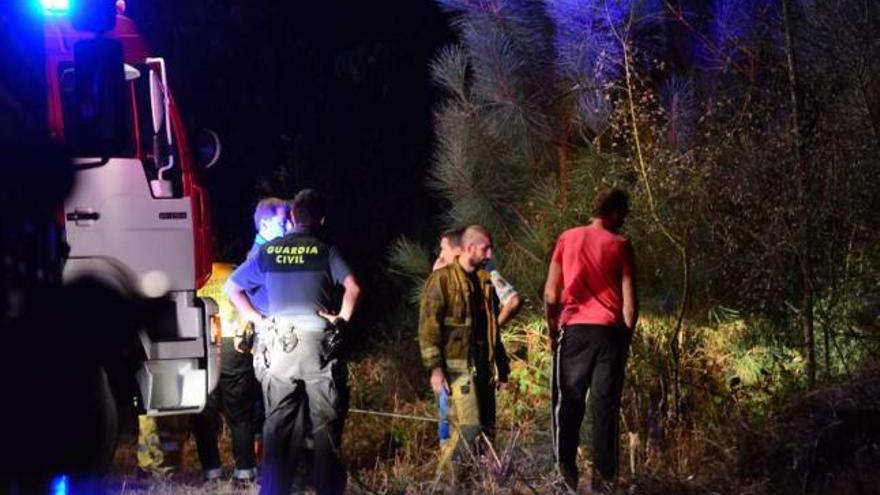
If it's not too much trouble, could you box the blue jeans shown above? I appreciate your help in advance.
[437,388,450,446]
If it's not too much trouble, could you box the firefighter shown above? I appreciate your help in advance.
[192,198,291,483]
[430,228,521,450]
[418,225,510,485]
[226,189,361,495]
[136,415,189,477]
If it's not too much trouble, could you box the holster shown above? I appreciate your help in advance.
[234,321,256,353]
[322,318,348,365]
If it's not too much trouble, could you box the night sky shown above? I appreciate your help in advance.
[128,1,455,324]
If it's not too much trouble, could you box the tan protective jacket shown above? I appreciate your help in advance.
[418,259,510,381]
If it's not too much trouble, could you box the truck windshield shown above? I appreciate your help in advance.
[58,62,136,161]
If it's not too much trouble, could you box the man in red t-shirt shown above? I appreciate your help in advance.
[543,188,638,493]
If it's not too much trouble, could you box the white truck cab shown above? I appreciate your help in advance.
[43,8,221,415]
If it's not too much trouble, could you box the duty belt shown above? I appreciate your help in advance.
[272,315,327,332]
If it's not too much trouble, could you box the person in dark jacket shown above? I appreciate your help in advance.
[227,189,360,495]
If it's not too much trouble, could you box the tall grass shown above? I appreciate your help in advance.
[109,311,880,493]
[342,311,816,493]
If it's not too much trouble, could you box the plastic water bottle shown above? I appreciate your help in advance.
[485,262,516,305]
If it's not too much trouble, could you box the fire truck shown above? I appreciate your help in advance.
[43,0,222,418]
[1,1,228,488]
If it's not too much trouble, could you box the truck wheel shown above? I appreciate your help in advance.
[62,367,120,492]
[91,367,120,474]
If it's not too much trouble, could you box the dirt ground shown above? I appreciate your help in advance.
[105,410,256,495]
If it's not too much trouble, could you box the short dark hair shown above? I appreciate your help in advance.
[439,227,465,248]
[292,189,325,227]
[592,188,630,220]
[253,197,289,231]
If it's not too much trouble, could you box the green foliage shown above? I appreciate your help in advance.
[495,312,811,458]
[384,0,880,484]
[699,320,805,413]
[811,254,880,378]
[387,237,432,305]
[498,315,553,427]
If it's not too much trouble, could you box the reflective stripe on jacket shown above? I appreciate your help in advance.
[418,259,510,381]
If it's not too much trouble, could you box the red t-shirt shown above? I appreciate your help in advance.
[551,225,632,327]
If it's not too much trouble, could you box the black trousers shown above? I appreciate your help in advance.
[193,338,258,476]
[551,324,629,483]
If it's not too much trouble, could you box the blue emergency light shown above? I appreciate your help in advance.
[39,0,116,32]
[40,0,70,15]
[50,474,69,495]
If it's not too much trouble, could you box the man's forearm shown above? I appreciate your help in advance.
[497,294,522,327]
[339,290,358,321]
[622,269,638,331]
[544,301,561,337]
[419,274,447,371]
[623,305,638,331]
[543,261,563,345]
[622,243,638,331]
[418,306,444,370]
[228,289,263,323]
[334,274,361,322]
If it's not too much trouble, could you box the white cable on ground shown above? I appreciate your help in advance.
[348,408,439,423]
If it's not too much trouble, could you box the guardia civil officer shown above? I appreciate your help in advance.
[226,189,361,495]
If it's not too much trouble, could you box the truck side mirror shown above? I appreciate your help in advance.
[71,0,117,34]
[195,129,221,169]
[148,68,166,138]
[146,58,174,198]
[71,38,128,158]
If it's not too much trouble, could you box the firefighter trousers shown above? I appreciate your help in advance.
[193,338,258,479]
[259,328,348,495]
[436,366,495,484]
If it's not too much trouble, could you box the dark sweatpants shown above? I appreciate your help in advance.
[193,338,258,478]
[551,324,629,484]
